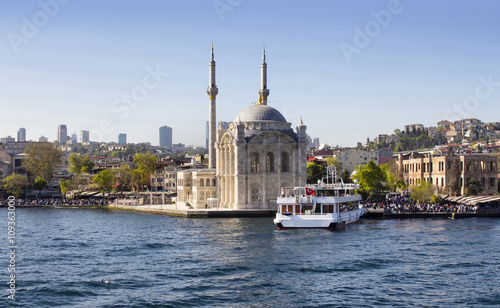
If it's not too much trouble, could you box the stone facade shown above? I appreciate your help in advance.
[177,46,308,210]
[215,109,308,210]
[150,165,178,194]
[395,152,497,195]
[176,169,217,209]
[334,148,379,173]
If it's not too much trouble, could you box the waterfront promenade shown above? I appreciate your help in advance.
[2,197,499,219]
[108,203,276,218]
[364,207,500,219]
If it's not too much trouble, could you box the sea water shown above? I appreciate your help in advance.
[0,207,499,307]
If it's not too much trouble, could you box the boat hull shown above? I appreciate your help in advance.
[273,209,364,230]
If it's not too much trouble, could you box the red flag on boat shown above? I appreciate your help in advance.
[305,187,316,195]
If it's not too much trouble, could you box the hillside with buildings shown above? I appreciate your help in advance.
[1,117,499,203]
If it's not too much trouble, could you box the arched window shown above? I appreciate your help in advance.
[266,152,275,172]
[212,179,216,187]
[281,152,289,172]
[206,179,211,187]
[251,153,260,173]
[199,179,204,187]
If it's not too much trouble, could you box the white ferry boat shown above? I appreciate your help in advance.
[273,166,364,230]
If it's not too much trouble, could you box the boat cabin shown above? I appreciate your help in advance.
[278,186,361,216]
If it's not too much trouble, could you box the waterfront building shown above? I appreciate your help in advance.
[118,133,127,145]
[151,165,178,194]
[159,125,172,148]
[17,128,26,142]
[79,130,90,143]
[177,46,308,210]
[395,150,497,195]
[57,124,67,143]
[218,47,307,210]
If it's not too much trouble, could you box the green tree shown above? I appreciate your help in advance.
[447,158,461,196]
[464,178,483,195]
[324,157,340,170]
[2,174,28,197]
[352,160,387,199]
[33,176,47,195]
[68,153,83,175]
[22,142,62,181]
[93,169,116,198]
[114,163,143,192]
[60,179,71,195]
[80,156,94,173]
[307,162,323,184]
[133,152,157,190]
[383,159,405,191]
[430,195,443,204]
[68,153,95,193]
[410,181,434,203]
[340,169,351,183]
[69,153,95,175]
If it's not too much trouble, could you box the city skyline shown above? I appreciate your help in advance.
[1,1,500,147]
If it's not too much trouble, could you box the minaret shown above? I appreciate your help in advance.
[258,45,270,105]
[207,43,218,169]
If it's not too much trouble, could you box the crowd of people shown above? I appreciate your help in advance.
[0,197,109,207]
[365,196,478,214]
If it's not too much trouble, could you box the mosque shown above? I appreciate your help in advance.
[176,45,308,210]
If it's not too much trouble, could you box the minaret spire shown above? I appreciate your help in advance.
[207,43,218,169]
[210,42,214,62]
[258,44,270,105]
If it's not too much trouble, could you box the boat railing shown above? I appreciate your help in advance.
[305,183,359,190]
[281,211,335,216]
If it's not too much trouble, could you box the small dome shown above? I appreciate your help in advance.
[234,104,287,122]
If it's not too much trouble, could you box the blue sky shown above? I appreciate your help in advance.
[1,0,499,147]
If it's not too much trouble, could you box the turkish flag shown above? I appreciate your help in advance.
[305,187,315,195]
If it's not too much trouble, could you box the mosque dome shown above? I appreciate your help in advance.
[234,104,287,123]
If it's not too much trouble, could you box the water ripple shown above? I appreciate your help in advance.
[1,209,499,307]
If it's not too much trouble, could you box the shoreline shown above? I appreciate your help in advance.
[363,208,500,219]
[3,204,500,219]
[108,204,276,218]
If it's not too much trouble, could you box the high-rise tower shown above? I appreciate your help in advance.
[17,128,26,142]
[258,45,270,105]
[57,124,67,143]
[207,43,218,169]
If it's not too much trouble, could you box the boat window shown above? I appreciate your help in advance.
[301,205,314,214]
[322,204,334,213]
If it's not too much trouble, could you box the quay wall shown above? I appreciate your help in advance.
[363,209,500,219]
[108,204,276,218]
